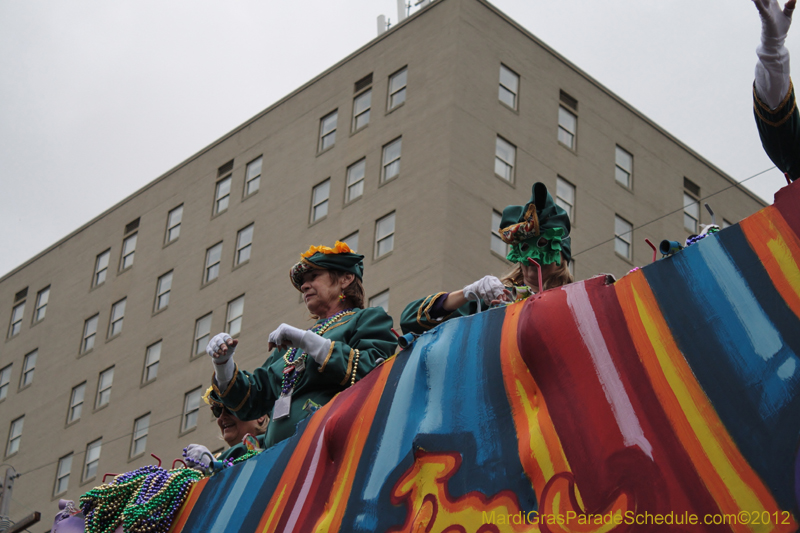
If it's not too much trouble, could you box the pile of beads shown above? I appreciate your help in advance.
[80,465,203,533]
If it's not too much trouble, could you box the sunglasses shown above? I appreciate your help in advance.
[210,404,229,418]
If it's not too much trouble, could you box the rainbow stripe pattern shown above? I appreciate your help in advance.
[169,182,800,532]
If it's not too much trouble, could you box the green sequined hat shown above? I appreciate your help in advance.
[499,182,572,265]
[290,241,365,291]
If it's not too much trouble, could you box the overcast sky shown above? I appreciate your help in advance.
[0,0,792,278]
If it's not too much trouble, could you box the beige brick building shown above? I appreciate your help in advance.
[0,0,764,528]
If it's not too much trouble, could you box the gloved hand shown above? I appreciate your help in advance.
[183,444,213,471]
[754,0,794,48]
[206,333,237,390]
[268,324,332,366]
[462,275,509,303]
[206,333,237,364]
[753,0,795,108]
[268,324,305,350]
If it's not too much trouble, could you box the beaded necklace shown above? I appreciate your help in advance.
[279,309,355,395]
[81,450,261,533]
[80,465,203,533]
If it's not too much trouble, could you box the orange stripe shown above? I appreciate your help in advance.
[313,358,396,532]
[256,399,335,532]
[500,301,570,498]
[168,476,209,533]
[616,271,796,533]
[740,207,800,321]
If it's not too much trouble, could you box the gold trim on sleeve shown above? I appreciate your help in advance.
[317,341,336,372]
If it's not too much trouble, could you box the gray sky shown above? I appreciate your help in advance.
[0,0,791,278]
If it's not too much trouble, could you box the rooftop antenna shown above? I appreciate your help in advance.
[397,0,409,22]
[377,14,392,35]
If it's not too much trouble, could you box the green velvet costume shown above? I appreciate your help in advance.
[209,306,396,449]
[754,81,800,181]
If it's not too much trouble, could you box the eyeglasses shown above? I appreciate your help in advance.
[210,404,229,418]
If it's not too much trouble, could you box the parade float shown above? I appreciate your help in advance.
[60,180,800,532]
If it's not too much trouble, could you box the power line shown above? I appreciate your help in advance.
[572,166,777,259]
[16,410,186,478]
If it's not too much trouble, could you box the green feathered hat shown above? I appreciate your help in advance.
[290,241,364,291]
[499,182,572,265]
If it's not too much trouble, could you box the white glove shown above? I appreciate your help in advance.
[184,443,213,471]
[754,0,794,108]
[206,333,237,390]
[268,324,332,366]
[206,332,236,363]
[462,275,508,303]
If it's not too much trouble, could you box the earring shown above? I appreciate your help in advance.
[338,293,346,301]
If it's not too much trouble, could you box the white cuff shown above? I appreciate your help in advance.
[302,331,332,365]
[214,357,236,391]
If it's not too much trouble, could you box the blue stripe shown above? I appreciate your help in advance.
[643,228,800,510]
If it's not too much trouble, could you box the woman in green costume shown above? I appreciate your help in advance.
[204,241,396,449]
[400,182,573,336]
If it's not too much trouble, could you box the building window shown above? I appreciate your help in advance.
[93,249,110,287]
[341,231,359,253]
[20,350,36,388]
[108,298,126,338]
[131,414,150,457]
[182,388,202,432]
[96,367,114,408]
[369,290,390,313]
[227,296,245,337]
[214,176,232,215]
[6,416,23,456]
[319,110,338,152]
[683,193,700,233]
[244,156,262,196]
[143,341,161,384]
[82,314,98,353]
[558,106,577,149]
[0,365,11,401]
[204,243,222,284]
[235,224,254,265]
[615,215,633,260]
[498,64,519,109]
[495,136,516,182]
[54,454,73,496]
[382,137,402,183]
[83,439,102,481]
[119,233,137,271]
[491,210,509,257]
[8,301,24,338]
[346,159,366,202]
[555,177,576,221]
[388,67,407,110]
[310,179,330,223]
[33,286,49,323]
[375,212,396,259]
[353,89,371,132]
[615,146,633,189]
[165,205,183,244]
[67,382,86,423]
[154,271,173,311]
[193,313,212,356]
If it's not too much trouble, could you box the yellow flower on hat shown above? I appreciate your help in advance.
[300,241,353,259]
